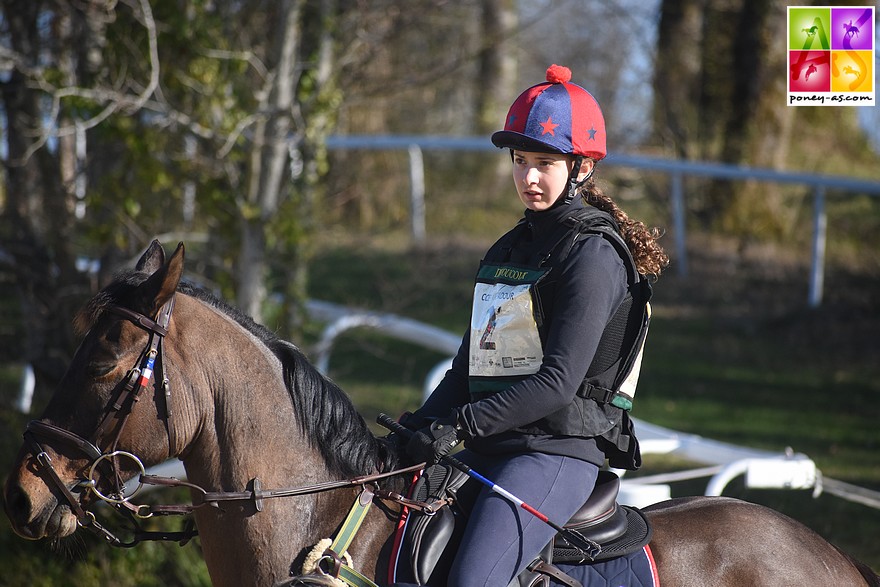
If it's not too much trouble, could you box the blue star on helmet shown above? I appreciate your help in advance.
[507,114,517,127]
[587,126,597,140]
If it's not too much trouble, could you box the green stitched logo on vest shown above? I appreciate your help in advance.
[477,264,546,284]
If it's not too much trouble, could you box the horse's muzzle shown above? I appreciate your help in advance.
[3,461,79,540]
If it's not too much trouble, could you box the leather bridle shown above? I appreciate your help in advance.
[20,295,425,548]
[22,297,180,546]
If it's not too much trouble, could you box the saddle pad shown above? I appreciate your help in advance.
[554,544,659,587]
[554,504,652,563]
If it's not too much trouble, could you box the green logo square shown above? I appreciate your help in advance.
[789,7,831,51]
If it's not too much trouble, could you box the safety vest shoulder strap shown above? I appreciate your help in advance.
[556,207,642,289]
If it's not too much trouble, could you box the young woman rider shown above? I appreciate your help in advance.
[400,64,669,586]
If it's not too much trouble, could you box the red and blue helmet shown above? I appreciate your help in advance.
[491,64,606,161]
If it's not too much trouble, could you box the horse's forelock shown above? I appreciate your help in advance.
[74,293,107,337]
[74,271,149,336]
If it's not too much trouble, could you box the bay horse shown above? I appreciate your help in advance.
[4,241,879,587]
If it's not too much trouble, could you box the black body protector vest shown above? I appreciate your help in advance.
[468,207,652,469]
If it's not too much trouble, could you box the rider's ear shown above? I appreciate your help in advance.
[137,242,184,317]
[577,158,595,182]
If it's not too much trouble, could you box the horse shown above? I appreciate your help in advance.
[4,241,879,587]
[844,65,861,79]
[843,20,860,40]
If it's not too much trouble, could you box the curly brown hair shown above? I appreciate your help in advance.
[579,179,669,279]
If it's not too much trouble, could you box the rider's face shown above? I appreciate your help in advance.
[511,151,592,211]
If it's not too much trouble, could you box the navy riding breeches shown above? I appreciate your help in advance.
[393,449,598,587]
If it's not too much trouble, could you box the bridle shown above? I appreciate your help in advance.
[23,297,180,546]
[20,295,426,548]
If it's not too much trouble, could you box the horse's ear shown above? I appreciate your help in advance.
[137,242,185,316]
[136,240,166,274]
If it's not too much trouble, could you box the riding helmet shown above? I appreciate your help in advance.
[491,64,606,161]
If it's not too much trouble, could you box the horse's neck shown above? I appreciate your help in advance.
[176,297,331,487]
[172,298,337,587]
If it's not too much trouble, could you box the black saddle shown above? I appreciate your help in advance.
[393,466,652,587]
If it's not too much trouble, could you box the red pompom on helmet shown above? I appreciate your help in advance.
[491,65,606,160]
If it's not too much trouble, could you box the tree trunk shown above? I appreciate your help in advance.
[475,0,518,135]
[0,0,87,406]
[280,0,341,336]
[237,0,304,322]
[653,0,705,160]
[654,0,793,232]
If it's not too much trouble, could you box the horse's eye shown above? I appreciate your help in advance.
[88,362,116,378]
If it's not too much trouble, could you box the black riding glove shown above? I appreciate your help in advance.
[383,411,428,448]
[405,415,464,466]
[398,411,430,432]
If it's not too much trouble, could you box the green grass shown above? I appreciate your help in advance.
[639,313,879,483]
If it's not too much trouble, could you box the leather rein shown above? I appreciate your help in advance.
[22,297,425,548]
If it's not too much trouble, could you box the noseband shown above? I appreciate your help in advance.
[23,297,179,546]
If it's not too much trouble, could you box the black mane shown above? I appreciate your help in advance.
[176,281,400,478]
[87,270,398,479]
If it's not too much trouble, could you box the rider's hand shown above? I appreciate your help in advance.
[383,411,427,448]
[405,415,464,466]
[398,411,430,432]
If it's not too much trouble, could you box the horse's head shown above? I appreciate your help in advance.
[4,240,185,541]
[5,240,408,586]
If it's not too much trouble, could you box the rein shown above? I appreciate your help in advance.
[134,462,426,516]
[21,298,428,549]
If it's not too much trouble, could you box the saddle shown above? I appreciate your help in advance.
[391,466,652,587]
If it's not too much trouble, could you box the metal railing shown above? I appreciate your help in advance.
[326,134,880,308]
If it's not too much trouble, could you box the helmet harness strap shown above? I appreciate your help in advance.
[564,155,594,204]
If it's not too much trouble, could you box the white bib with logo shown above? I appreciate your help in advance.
[469,265,547,379]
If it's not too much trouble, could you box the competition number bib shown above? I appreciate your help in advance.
[469,265,547,379]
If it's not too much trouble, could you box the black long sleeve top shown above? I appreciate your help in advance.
[416,197,629,464]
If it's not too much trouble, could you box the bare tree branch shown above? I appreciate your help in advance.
[8,0,159,164]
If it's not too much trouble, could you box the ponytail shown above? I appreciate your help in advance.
[580,180,669,279]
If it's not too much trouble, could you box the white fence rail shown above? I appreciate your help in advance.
[326,134,880,308]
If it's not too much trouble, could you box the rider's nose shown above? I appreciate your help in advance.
[524,167,540,185]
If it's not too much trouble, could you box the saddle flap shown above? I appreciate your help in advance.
[394,464,469,585]
[410,506,463,584]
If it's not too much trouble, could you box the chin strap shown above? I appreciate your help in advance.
[563,155,594,204]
